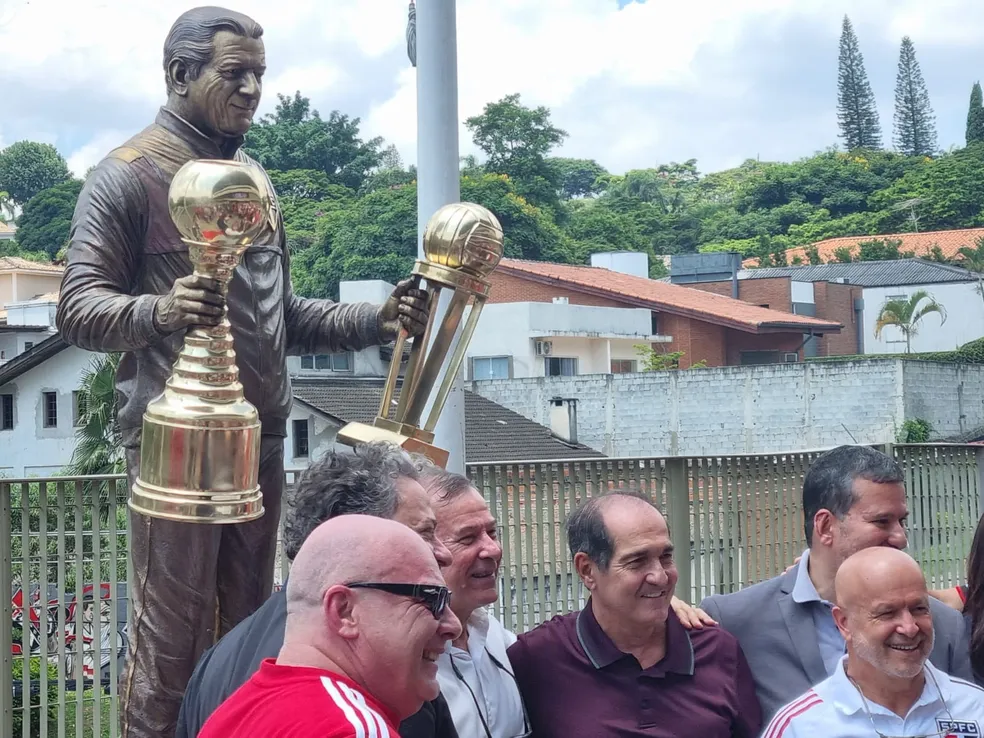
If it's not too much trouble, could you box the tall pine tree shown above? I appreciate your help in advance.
[892,36,937,156]
[967,82,984,146]
[837,16,882,150]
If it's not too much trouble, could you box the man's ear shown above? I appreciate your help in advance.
[574,552,598,591]
[167,60,190,97]
[812,509,837,548]
[325,586,359,640]
[832,604,851,643]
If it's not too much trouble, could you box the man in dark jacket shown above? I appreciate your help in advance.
[55,8,428,738]
[175,443,459,738]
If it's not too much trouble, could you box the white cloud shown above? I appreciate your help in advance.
[2,0,983,178]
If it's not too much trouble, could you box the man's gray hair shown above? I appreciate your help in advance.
[566,490,660,571]
[415,458,475,504]
[163,6,264,93]
[802,445,904,546]
[283,442,419,561]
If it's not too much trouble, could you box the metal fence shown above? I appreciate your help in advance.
[1,444,981,735]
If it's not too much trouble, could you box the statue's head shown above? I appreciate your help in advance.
[163,6,265,140]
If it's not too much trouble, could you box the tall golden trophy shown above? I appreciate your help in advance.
[336,202,504,467]
[130,159,273,523]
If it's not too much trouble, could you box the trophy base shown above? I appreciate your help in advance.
[129,479,264,524]
[130,389,265,524]
[336,421,450,468]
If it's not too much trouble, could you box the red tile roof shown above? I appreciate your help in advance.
[0,256,64,273]
[496,258,842,334]
[742,227,984,268]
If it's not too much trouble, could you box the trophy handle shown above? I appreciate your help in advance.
[393,285,441,422]
[402,289,470,426]
[424,296,485,433]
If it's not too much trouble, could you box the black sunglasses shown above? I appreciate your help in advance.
[346,582,452,619]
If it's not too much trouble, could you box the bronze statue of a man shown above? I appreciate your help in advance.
[55,7,428,737]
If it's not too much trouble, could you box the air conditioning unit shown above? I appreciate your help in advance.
[535,340,553,356]
[783,352,799,363]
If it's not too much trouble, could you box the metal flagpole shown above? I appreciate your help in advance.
[410,0,466,472]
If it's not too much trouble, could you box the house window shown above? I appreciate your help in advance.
[611,359,636,374]
[299,353,353,372]
[471,357,511,380]
[1,394,12,430]
[43,391,57,428]
[651,312,659,335]
[73,391,87,426]
[545,357,578,377]
[740,351,779,366]
[292,419,309,458]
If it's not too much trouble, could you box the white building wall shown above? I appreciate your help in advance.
[862,281,984,354]
[466,302,663,379]
[0,345,97,477]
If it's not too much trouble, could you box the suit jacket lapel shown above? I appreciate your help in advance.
[777,571,827,686]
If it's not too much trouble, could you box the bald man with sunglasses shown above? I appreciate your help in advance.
[199,515,461,737]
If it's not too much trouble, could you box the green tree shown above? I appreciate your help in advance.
[465,93,568,212]
[967,82,984,146]
[892,37,937,157]
[874,290,946,353]
[15,179,83,258]
[837,16,882,150]
[67,353,124,476]
[0,141,71,205]
[245,91,383,190]
[0,190,13,222]
[548,157,608,199]
[870,144,984,231]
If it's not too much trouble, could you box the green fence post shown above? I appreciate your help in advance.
[665,458,693,603]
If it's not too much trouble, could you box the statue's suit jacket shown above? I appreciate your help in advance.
[700,567,974,722]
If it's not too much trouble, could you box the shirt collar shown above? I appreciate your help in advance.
[827,656,949,717]
[445,607,490,656]
[791,549,831,606]
[155,106,245,160]
[575,597,695,676]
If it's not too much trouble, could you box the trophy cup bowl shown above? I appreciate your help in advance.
[130,159,271,523]
[336,202,504,467]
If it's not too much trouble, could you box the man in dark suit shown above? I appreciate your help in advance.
[175,442,459,738]
[699,445,972,721]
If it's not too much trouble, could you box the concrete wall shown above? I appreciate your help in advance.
[469,360,981,457]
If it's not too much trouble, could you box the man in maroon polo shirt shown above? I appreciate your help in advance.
[506,492,761,737]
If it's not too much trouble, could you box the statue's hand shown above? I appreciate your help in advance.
[378,278,429,341]
[154,274,225,334]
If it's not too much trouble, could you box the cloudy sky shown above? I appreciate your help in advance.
[2,0,983,179]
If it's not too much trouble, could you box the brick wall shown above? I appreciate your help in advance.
[814,282,861,357]
[468,360,984,456]
[690,277,793,312]
[725,331,804,365]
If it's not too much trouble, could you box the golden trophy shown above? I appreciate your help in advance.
[130,159,273,523]
[336,202,504,467]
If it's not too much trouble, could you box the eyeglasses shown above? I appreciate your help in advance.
[345,582,452,619]
[449,648,532,738]
[848,666,954,738]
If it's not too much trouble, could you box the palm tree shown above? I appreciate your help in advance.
[67,353,124,476]
[874,290,946,354]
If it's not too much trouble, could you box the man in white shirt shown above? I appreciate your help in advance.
[421,468,528,738]
[763,547,984,738]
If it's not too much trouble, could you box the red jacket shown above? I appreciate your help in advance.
[199,658,401,737]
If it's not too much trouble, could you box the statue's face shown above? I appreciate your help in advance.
[186,30,265,138]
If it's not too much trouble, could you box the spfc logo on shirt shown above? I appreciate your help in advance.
[937,719,980,738]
